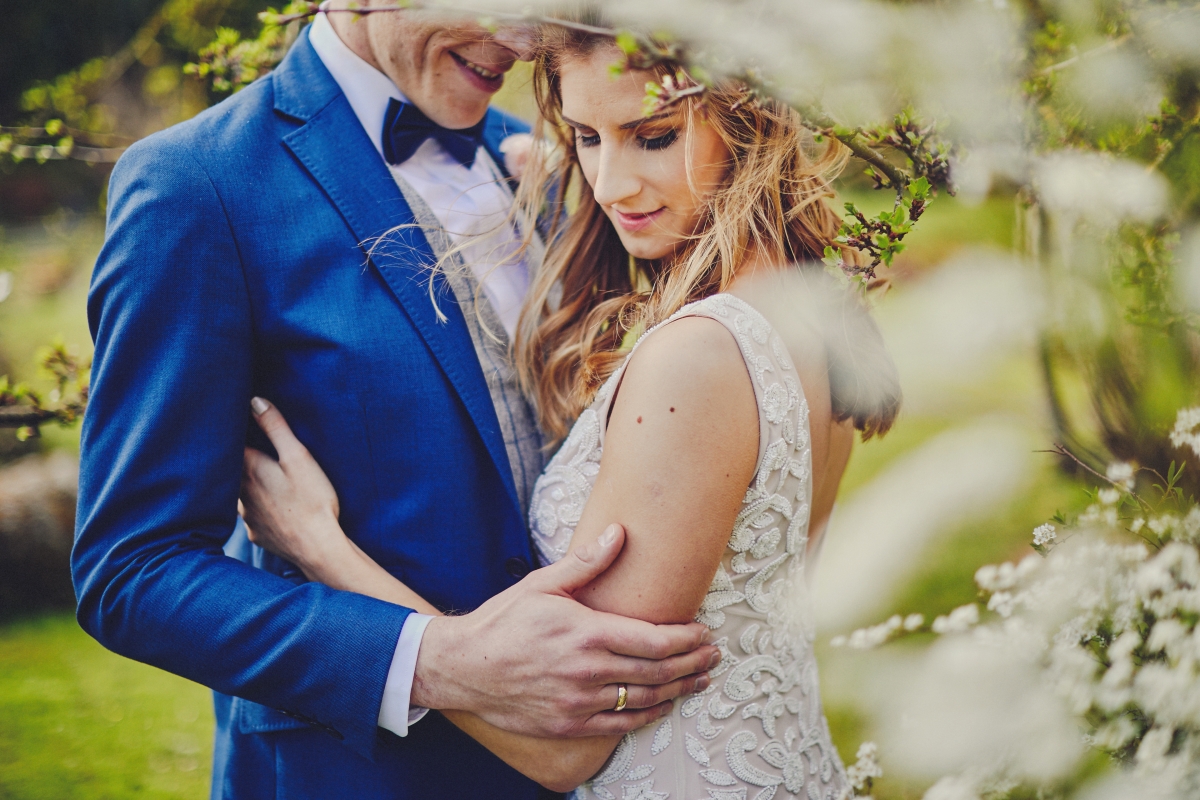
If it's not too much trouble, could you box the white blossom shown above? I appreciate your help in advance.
[1098,488,1121,506]
[923,774,981,800]
[1171,408,1200,459]
[845,741,884,794]
[1036,151,1168,226]
[1107,461,1136,490]
[932,604,980,634]
[1033,523,1057,546]
[842,614,906,649]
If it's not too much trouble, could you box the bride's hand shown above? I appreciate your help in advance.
[240,397,349,581]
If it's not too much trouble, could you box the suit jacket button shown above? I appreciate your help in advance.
[505,557,530,579]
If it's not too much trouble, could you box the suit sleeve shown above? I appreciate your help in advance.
[72,135,412,760]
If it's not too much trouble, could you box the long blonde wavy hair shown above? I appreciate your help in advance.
[509,27,898,448]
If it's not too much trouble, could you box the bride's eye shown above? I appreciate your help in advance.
[638,129,678,151]
[576,131,600,148]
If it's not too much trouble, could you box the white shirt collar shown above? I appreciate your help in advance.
[308,8,404,157]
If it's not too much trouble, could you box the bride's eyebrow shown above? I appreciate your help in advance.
[559,113,674,130]
[619,112,671,130]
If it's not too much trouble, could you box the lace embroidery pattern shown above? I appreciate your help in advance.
[529,294,848,800]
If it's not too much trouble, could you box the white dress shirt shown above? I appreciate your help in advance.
[309,10,530,736]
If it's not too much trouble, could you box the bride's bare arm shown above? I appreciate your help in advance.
[557,316,760,623]
[239,402,625,792]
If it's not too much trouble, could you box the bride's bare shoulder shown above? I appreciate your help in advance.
[604,314,757,471]
[619,314,751,407]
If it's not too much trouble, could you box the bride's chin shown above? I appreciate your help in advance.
[618,236,677,263]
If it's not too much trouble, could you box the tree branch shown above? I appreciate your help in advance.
[0,407,58,428]
[798,114,909,193]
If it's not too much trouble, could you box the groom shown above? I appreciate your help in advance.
[71,3,718,799]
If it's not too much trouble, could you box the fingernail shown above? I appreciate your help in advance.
[708,651,721,669]
[599,524,619,547]
[700,628,713,645]
[695,674,710,691]
[251,397,270,416]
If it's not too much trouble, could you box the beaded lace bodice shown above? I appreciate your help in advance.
[529,294,848,800]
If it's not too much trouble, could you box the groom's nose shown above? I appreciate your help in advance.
[491,25,537,62]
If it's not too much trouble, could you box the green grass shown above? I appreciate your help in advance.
[0,612,214,800]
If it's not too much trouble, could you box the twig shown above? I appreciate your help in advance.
[1038,33,1132,76]
[798,114,908,194]
[0,126,135,147]
[1041,443,1152,510]
[1038,3,1200,77]
[0,407,58,428]
[3,143,126,164]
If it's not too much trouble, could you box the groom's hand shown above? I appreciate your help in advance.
[411,524,720,737]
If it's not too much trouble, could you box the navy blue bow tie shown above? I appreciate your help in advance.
[382,98,485,168]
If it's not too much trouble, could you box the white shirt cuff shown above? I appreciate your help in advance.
[377,613,434,736]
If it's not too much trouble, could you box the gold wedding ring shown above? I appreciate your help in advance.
[614,684,628,712]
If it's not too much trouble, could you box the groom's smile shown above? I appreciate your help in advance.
[327,0,531,131]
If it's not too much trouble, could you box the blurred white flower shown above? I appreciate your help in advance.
[1036,151,1168,226]
[922,774,981,800]
[1098,488,1121,506]
[1061,50,1162,123]
[0,271,11,304]
[1170,407,1200,459]
[881,634,1082,782]
[841,614,906,649]
[1181,227,1200,312]
[1106,462,1136,491]
[932,604,980,634]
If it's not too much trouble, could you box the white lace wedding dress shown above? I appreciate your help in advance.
[529,293,849,800]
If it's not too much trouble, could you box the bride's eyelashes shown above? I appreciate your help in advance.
[573,128,679,151]
[638,129,678,151]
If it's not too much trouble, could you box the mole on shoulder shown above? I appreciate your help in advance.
[670,407,675,412]
[637,416,643,424]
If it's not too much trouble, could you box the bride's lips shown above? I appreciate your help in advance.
[449,51,507,94]
[612,207,666,232]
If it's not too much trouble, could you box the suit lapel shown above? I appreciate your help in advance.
[272,32,523,521]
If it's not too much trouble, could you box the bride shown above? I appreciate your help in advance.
[239,22,898,800]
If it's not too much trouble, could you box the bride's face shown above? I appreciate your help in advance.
[558,47,730,261]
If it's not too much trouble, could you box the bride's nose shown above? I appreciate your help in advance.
[591,144,641,209]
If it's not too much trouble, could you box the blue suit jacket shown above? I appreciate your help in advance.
[73,28,548,799]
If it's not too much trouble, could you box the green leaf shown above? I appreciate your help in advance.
[909,176,932,200]
[615,31,640,56]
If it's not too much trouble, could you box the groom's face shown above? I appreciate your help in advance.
[362,6,531,130]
